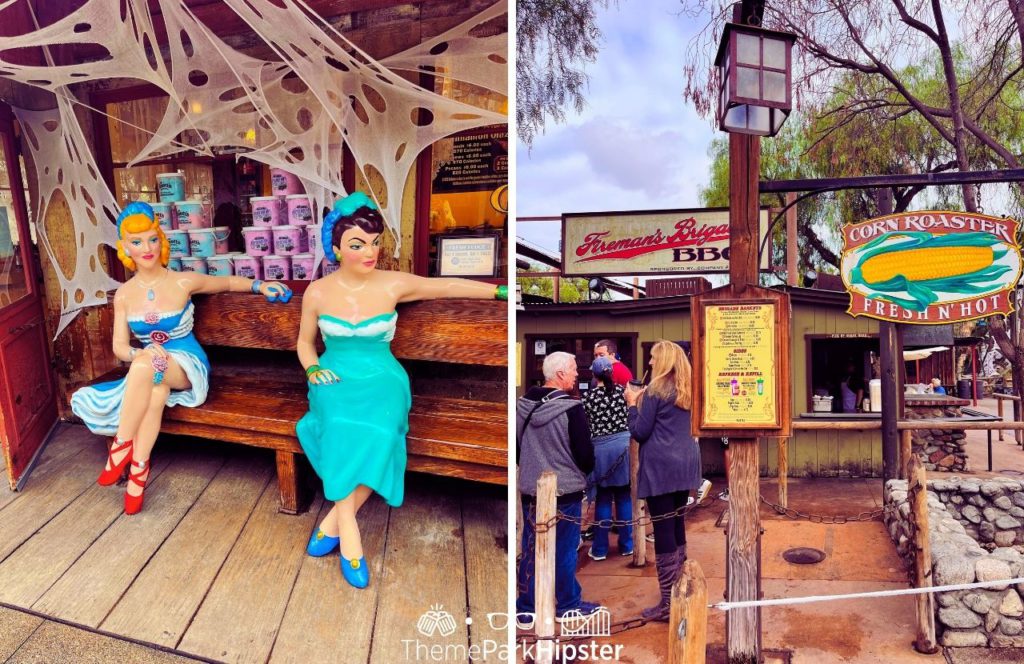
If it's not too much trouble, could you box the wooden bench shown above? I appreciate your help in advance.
[75,292,508,513]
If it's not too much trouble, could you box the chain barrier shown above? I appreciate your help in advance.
[758,494,887,523]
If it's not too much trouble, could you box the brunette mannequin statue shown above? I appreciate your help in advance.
[295,192,507,588]
[71,202,292,514]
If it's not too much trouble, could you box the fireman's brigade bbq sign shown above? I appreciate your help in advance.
[561,207,770,277]
[840,211,1023,324]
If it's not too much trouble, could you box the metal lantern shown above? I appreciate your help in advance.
[714,22,796,136]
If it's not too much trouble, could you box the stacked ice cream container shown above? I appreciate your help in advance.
[239,167,315,280]
[156,172,226,274]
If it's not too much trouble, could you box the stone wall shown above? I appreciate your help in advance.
[931,478,1024,548]
[884,479,1024,647]
[904,399,969,473]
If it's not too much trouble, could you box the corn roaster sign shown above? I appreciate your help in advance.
[841,211,1022,324]
[561,207,770,277]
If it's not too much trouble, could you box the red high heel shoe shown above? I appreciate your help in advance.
[97,437,133,486]
[124,460,149,515]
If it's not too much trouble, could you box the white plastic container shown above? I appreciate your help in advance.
[869,379,882,412]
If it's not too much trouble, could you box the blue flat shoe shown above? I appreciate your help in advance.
[340,554,370,589]
[306,529,340,557]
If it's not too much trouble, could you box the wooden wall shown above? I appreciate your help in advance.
[516,298,884,478]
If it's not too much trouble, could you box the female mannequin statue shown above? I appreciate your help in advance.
[71,202,291,514]
[296,192,507,588]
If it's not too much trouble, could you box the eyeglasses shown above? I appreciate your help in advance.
[485,612,536,631]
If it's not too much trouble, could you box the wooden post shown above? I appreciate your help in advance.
[777,437,788,509]
[900,429,913,481]
[998,396,1004,442]
[669,559,708,664]
[786,192,798,286]
[535,471,557,664]
[908,455,939,654]
[630,438,647,567]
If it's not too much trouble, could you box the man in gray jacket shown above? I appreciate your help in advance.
[516,351,600,623]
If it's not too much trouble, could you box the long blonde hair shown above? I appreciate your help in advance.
[646,340,691,410]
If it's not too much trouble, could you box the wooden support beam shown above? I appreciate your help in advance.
[534,471,557,664]
[785,192,798,286]
[630,438,647,568]
[726,438,761,663]
[900,429,913,481]
[669,559,708,664]
[777,437,788,509]
[908,454,939,654]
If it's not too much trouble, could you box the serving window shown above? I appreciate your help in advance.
[805,335,879,413]
[523,333,637,393]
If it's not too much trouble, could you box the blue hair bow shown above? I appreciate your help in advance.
[117,201,155,236]
[321,192,378,264]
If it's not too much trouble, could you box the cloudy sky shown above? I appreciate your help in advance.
[516,0,716,254]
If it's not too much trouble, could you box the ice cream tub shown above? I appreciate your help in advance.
[165,229,189,258]
[262,255,290,281]
[206,254,233,277]
[157,172,185,202]
[233,255,262,279]
[180,256,207,274]
[251,196,282,227]
[273,225,306,256]
[175,200,210,230]
[307,223,322,255]
[270,168,302,196]
[321,259,339,276]
[286,194,313,226]
[167,257,182,271]
[241,226,273,256]
[212,226,231,254]
[291,253,315,280]
[151,202,174,231]
[188,228,219,258]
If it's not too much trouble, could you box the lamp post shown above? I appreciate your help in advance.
[714,3,795,662]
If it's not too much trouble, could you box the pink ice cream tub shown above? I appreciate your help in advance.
[270,168,302,196]
[250,196,283,227]
[321,259,339,276]
[232,255,262,279]
[151,202,174,231]
[206,254,233,277]
[306,223,322,255]
[212,226,231,254]
[179,256,207,274]
[262,255,291,281]
[241,226,273,256]
[286,194,314,226]
[273,225,306,256]
[290,253,315,280]
[175,201,211,230]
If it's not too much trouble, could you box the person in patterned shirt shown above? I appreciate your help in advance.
[581,356,633,560]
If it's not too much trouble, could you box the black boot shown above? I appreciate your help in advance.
[641,552,676,622]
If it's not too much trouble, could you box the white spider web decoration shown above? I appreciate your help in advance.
[15,96,122,340]
[1,0,506,335]
[381,0,508,95]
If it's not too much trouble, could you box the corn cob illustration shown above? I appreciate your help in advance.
[849,231,1011,312]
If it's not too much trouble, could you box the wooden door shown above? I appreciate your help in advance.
[0,103,57,490]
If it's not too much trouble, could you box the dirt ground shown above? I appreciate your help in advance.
[522,397,1024,663]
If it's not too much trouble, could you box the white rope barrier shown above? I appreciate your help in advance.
[711,576,1024,612]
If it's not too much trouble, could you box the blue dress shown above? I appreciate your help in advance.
[295,311,411,507]
[70,301,211,434]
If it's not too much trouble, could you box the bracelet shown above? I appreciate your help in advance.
[128,348,138,360]
[495,284,508,301]
[305,365,322,377]
[251,279,263,294]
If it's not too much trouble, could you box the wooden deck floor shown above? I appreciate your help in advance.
[0,424,508,664]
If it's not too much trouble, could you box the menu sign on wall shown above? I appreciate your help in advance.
[561,207,769,277]
[702,303,779,427]
[432,129,508,194]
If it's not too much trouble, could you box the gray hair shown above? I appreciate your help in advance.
[542,351,576,381]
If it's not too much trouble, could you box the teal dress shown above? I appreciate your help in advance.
[296,311,411,507]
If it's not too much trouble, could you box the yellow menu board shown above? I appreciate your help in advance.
[702,303,778,427]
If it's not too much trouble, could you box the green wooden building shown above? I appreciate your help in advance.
[517,286,883,477]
